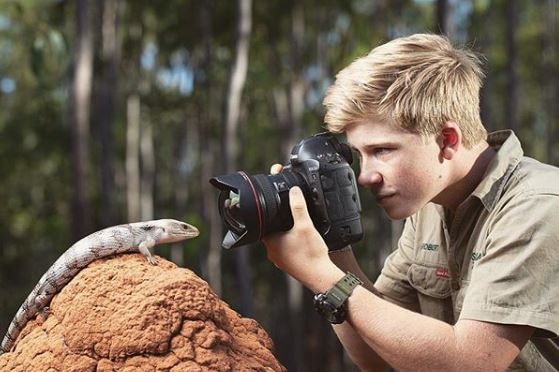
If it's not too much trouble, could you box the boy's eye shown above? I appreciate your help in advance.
[375,148,392,155]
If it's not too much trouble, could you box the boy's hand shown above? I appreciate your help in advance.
[262,165,340,292]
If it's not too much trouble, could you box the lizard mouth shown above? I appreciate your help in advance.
[182,224,200,238]
[185,230,200,238]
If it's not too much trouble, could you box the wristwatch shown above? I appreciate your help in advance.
[313,272,363,324]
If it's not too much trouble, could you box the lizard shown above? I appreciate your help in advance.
[0,219,199,355]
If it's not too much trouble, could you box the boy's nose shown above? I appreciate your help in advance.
[358,169,383,186]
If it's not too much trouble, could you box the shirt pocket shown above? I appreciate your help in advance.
[407,263,455,324]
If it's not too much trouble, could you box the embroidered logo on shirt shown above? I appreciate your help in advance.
[471,252,484,263]
[421,243,439,251]
[436,267,450,278]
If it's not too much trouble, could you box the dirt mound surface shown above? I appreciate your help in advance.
[0,254,285,371]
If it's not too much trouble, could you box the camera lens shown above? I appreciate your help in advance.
[209,171,301,249]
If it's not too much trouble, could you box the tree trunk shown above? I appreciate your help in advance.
[469,0,493,130]
[126,94,141,222]
[196,0,223,296]
[286,2,305,154]
[505,0,519,132]
[283,2,305,372]
[71,0,94,240]
[222,0,251,175]
[140,113,154,221]
[223,0,253,316]
[97,0,119,227]
[436,0,450,36]
[542,0,558,163]
[173,119,199,267]
[202,138,222,293]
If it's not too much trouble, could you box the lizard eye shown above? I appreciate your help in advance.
[181,223,189,230]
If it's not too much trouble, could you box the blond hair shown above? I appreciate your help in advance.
[323,33,487,148]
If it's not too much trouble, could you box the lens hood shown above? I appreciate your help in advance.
[209,172,265,249]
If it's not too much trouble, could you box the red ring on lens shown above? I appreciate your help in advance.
[238,171,264,240]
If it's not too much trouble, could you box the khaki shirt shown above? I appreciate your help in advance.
[375,131,559,371]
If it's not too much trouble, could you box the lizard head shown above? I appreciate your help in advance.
[142,219,200,243]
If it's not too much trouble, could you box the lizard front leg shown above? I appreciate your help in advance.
[138,237,157,265]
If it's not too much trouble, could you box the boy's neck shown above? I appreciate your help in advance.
[436,141,496,211]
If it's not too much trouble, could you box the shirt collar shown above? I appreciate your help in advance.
[471,130,523,211]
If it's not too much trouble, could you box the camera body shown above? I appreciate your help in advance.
[210,132,363,250]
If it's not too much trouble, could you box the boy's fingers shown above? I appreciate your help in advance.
[270,164,283,175]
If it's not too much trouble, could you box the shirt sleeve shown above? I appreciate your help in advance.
[374,216,419,307]
[459,192,559,337]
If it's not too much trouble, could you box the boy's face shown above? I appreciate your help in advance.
[346,117,447,219]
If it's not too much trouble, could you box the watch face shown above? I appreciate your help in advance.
[313,293,346,324]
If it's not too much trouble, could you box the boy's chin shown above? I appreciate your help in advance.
[383,205,417,221]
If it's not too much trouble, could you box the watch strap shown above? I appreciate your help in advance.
[325,272,363,308]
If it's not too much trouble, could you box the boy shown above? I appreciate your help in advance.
[264,34,559,371]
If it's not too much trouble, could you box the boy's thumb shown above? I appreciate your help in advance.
[289,186,310,222]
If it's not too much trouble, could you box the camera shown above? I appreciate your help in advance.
[209,132,363,250]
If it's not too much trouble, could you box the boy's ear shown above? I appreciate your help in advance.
[439,122,461,160]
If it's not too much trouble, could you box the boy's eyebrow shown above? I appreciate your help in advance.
[352,141,399,151]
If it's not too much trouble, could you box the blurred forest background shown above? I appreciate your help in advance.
[0,0,557,371]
